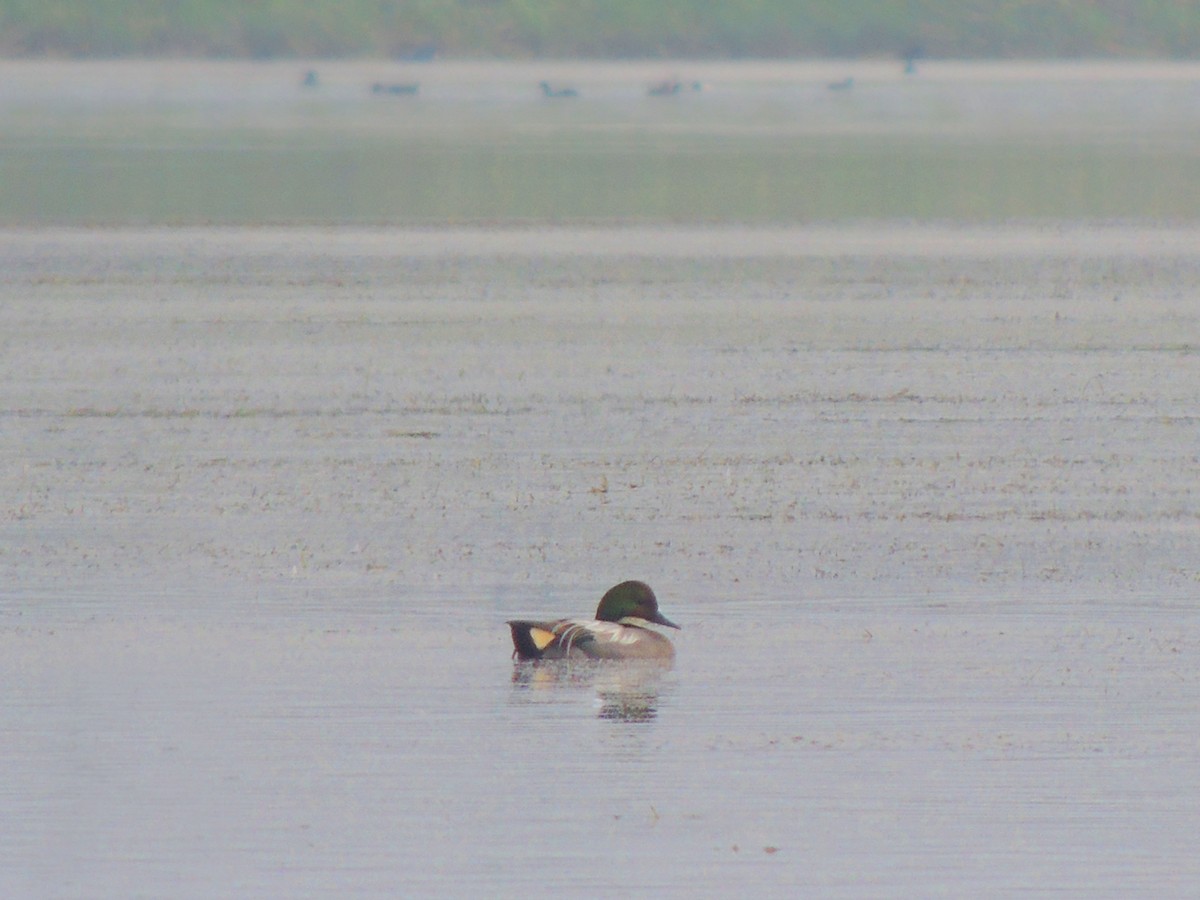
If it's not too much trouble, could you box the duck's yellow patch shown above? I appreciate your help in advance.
[530,627,557,651]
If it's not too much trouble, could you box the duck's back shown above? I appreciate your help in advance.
[507,619,674,661]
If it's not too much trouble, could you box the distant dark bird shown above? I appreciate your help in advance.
[647,78,704,96]
[300,69,319,88]
[902,45,924,75]
[647,78,682,96]
[539,81,579,98]
[827,76,855,91]
[371,82,419,96]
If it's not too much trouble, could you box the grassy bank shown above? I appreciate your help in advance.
[2,1,1198,59]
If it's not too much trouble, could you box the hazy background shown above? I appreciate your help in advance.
[4,2,1198,227]
[0,0,1197,59]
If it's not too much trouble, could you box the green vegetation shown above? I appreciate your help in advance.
[2,1,1198,59]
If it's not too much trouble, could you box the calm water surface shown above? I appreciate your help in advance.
[2,60,1200,896]
[2,59,1200,223]
[8,598,1197,897]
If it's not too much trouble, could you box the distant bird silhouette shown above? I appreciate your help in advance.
[827,76,855,91]
[371,82,419,96]
[539,81,579,98]
[902,45,924,75]
[300,69,319,89]
[647,78,704,96]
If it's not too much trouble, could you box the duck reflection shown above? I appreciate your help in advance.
[510,660,671,723]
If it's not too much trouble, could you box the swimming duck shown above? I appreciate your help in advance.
[371,82,419,96]
[508,580,679,661]
[539,81,579,99]
[647,78,683,97]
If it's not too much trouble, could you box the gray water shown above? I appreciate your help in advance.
[3,62,1200,897]
[3,58,1200,223]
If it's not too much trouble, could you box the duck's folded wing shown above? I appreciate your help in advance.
[507,619,557,659]
[507,618,617,660]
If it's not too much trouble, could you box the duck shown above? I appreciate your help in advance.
[508,580,679,661]
[371,82,419,96]
[646,78,704,97]
[539,81,579,99]
[647,78,683,97]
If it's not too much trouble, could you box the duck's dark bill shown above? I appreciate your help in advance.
[652,612,680,629]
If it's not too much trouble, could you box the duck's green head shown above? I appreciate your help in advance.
[595,580,680,629]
